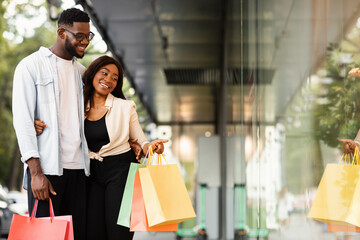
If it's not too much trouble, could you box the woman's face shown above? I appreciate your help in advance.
[92,63,119,97]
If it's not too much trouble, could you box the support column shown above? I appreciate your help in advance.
[218,0,229,239]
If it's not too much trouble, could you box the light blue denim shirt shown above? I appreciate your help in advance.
[12,47,90,182]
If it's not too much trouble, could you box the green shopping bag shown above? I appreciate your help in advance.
[117,162,145,227]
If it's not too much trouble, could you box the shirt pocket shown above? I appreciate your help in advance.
[35,77,55,104]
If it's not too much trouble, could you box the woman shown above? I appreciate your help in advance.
[83,56,167,240]
[36,56,167,239]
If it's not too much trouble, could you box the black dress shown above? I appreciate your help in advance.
[85,112,136,240]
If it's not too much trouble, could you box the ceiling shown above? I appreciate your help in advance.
[59,0,360,128]
[73,0,240,127]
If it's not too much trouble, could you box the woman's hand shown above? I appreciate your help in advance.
[339,139,357,154]
[146,139,169,155]
[35,119,47,136]
[348,68,360,77]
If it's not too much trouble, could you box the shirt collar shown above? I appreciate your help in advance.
[39,46,76,62]
[39,46,53,57]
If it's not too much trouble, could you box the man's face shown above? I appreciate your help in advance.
[62,22,91,58]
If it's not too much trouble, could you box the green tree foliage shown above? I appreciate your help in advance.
[0,1,59,188]
[314,43,360,148]
[0,1,149,189]
[0,0,16,187]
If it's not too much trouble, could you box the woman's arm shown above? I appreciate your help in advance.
[128,103,168,156]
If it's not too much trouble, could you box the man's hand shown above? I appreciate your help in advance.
[34,119,47,136]
[339,139,357,154]
[27,158,56,200]
[31,173,56,200]
[129,139,143,162]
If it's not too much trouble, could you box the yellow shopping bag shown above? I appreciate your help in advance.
[139,149,196,227]
[308,152,360,227]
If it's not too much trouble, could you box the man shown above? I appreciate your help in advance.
[13,8,96,240]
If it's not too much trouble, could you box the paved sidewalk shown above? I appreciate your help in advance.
[1,232,180,240]
[267,213,351,240]
[133,232,178,240]
[4,213,353,240]
[132,213,340,240]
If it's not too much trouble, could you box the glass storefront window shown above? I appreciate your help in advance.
[240,0,360,239]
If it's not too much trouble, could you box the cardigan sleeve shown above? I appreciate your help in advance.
[354,129,360,147]
[128,103,149,147]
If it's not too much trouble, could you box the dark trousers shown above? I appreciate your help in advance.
[87,150,136,240]
[27,167,87,240]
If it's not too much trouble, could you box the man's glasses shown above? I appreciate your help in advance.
[61,27,95,42]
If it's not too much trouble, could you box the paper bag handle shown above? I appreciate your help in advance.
[148,147,168,166]
[340,147,360,165]
[31,198,55,221]
[142,146,168,166]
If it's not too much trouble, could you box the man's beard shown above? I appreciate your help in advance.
[65,38,84,59]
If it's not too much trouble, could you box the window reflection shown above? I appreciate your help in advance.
[240,0,360,239]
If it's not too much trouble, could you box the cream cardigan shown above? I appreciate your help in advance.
[86,93,148,161]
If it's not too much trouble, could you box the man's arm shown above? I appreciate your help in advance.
[129,138,143,161]
[12,60,55,200]
[12,60,39,161]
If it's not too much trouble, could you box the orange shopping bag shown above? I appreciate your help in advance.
[130,172,178,232]
[8,198,73,240]
[327,223,360,232]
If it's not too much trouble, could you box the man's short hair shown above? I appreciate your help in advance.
[58,8,90,27]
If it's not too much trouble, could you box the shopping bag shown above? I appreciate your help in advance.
[308,152,360,227]
[139,150,196,227]
[8,198,73,240]
[327,223,360,232]
[40,215,74,240]
[130,172,178,231]
[117,162,146,227]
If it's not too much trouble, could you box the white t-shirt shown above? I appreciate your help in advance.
[56,56,83,169]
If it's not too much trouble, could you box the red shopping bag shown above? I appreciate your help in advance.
[8,198,73,240]
[130,172,178,232]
